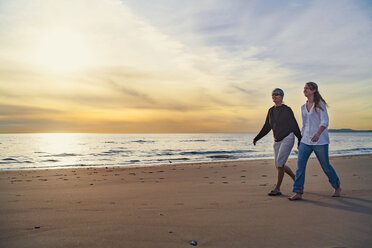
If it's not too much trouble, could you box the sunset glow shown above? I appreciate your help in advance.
[34,28,94,73]
[1,0,371,133]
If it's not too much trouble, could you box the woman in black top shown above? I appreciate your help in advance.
[253,88,302,196]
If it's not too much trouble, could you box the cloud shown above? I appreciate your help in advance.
[0,0,371,132]
[123,0,372,79]
[107,79,157,105]
[231,85,258,96]
[0,104,61,116]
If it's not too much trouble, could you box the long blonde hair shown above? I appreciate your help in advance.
[306,82,328,111]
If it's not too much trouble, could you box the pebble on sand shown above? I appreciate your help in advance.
[189,240,198,246]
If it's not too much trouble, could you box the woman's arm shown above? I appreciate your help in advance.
[311,125,326,142]
[253,109,271,145]
[311,102,329,142]
[288,107,302,146]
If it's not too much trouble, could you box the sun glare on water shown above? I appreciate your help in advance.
[35,28,94,74]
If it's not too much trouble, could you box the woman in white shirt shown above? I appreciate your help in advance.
[289,82,341,200]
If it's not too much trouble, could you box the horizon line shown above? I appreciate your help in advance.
[1,128,372,135]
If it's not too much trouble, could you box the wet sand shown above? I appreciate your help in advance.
[1,155,371,248]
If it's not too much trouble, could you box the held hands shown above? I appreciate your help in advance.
[311,133,320,142]
[312,126,326,143]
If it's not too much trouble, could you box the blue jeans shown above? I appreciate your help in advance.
[293,143,340,194]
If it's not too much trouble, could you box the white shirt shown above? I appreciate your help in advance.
[301,101,330,145]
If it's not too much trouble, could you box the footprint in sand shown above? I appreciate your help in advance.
[261,175,267,177]
[259,183,267,186]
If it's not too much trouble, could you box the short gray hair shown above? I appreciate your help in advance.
[272,88,284,96]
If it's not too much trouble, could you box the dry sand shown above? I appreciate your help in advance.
[1,155,371,248]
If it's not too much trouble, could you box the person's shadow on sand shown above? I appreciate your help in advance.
[299,192,372,215]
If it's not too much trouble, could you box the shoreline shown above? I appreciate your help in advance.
[1,154,371,247]
[1,153,372,172]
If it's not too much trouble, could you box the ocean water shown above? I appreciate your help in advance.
[0,133,371,170]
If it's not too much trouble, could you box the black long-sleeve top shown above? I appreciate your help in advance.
[254,104,302,143]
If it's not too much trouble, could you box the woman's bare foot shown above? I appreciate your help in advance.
[288,193,303,201]
[332,187,341,197]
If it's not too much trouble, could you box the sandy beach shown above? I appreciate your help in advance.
[1,155,371,248]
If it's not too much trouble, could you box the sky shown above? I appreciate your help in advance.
[0,0,372,133]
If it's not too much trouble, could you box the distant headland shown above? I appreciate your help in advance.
[329,129,372,133]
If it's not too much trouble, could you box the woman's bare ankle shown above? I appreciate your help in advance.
[288,193,303,200]
[332,187,341,197]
